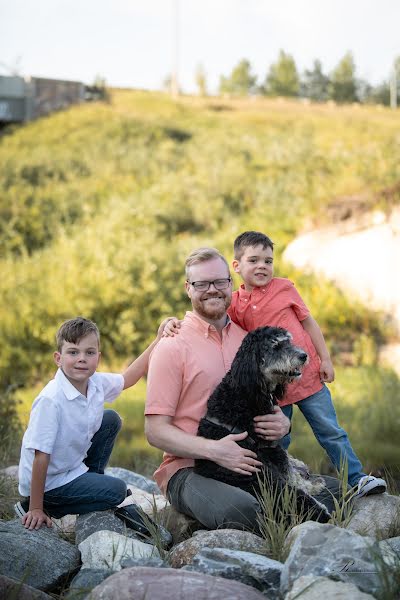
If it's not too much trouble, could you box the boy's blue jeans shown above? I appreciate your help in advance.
[280,384,366,487]
[39,409,127,518]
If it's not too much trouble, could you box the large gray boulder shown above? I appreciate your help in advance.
[0,519,80,592]
[379,535,400,557]
[285,574,374,599]
[88,566,266,599]
[0,574,53,599]
[169,529,267,568]
[183,546,282,595]
[281,521,380,596]
[347,494,400,539]
[66,568,116,599]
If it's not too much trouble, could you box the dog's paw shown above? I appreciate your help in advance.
[288,455,311,479]
[316,508,331,523]
[315,501,331,523]
[309,498,331,523]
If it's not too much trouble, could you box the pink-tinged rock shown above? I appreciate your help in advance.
[88,566,266,599]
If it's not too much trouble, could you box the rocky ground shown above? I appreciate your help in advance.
[1,466,399,599]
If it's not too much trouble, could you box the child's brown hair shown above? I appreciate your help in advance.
[56,317,100,352]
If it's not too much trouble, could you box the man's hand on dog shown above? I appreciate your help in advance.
[208,407,290,474]
[210,432,263,475]
[253,406,290,440]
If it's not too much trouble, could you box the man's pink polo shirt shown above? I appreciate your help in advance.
[145,311,246,495]
[228,277,322,406]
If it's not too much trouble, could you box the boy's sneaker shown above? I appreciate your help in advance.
[357,475,387,498]
[14,499,29,518]
[114,504,173,550]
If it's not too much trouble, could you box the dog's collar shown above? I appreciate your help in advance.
[202,414,279,449]
[203,415,244,436]
[202,415,266,449]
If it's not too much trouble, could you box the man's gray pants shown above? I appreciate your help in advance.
[167,467,341,531]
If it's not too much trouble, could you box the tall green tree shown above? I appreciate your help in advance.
[219,59,257,96]
[329,52,358,103]
[264,50,300,97]
[301,59,330,101]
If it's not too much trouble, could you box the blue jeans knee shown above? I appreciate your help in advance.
[85,409,122,474]
[102,409,122,432]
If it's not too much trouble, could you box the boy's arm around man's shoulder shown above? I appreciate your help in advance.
[122,317,177,389]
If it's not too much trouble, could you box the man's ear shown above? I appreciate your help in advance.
[232,259,240,273]
[53,351,61,367]
[185,280,191,299]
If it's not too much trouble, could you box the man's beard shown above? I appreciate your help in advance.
[192,293,230,321]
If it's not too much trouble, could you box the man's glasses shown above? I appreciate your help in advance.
[187,278,232,292]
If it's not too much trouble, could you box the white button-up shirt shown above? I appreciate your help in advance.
[18,369,124,496]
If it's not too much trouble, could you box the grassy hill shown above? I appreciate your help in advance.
[1,90,400,477]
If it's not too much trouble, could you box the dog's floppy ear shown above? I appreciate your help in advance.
[270,331,292,347]
[230,331,262,391]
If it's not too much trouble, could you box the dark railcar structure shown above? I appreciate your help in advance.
[0,75,85,123]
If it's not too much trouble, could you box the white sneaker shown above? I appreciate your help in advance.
[357,475,387,498]
[14,500,28,518]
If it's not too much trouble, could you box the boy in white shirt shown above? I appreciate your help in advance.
[16,316,169,536]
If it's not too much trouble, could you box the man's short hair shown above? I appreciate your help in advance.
[185,247,230,279]
[56,317,100,352]
[234,231,274,260]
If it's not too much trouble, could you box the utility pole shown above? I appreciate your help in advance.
[170,0,180,97]
[390,63,397,109]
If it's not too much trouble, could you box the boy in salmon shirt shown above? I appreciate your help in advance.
[229,230,386,497]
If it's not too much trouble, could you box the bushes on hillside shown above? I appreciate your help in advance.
[0,90,399,390]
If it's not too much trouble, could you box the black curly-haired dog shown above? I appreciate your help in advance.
[195,326,331,523]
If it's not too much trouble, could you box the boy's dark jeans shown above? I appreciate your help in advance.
[23,409,127,519]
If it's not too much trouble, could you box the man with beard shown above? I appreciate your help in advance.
[145,247,290,530]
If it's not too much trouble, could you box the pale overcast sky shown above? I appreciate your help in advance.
[1,0,399,92]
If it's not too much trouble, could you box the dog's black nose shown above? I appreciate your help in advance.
[299,351,308,363]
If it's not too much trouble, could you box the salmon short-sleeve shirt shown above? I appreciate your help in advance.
[228,277,322,406]
[145,311,246,495]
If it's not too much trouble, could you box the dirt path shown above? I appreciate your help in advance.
[283,208,400,373]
